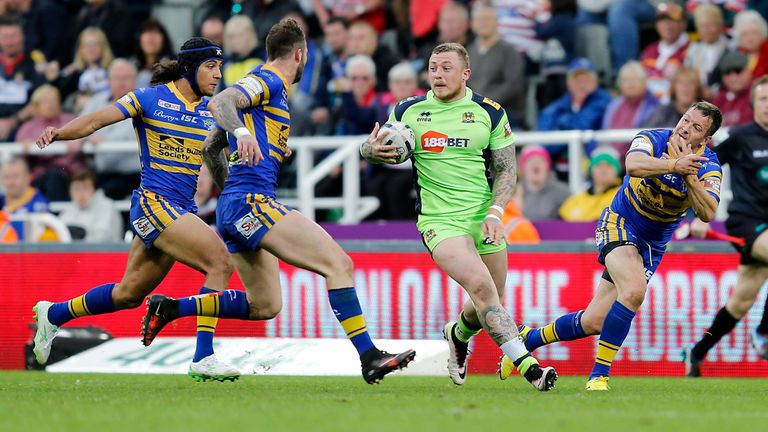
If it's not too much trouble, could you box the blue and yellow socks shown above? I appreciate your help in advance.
[454,311,482,343]
[328,287,375,356]
[525,310,587,351]
[47,283,117,326]
[193,287,219,362]
[177,289,249,319]
[590,301,636,379]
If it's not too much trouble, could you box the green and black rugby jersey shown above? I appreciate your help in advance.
[387,87,514,218]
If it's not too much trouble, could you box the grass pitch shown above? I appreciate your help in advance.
[2,372,766,432]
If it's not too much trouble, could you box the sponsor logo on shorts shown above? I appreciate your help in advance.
[421,131,469,153]
[158,99,181,111]
[235,213,263,238]
[132,216,156,238]
[423,229,436,243]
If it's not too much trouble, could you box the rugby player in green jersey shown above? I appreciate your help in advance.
[361,43,557,391]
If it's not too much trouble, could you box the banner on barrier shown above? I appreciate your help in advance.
[2,250,766,376]
[46,337,447,376]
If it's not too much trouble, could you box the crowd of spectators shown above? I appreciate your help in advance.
[2,0,768,242]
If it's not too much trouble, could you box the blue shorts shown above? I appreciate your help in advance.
[595,208,666,282]
[129,188,194,248]
[216,192,292,253]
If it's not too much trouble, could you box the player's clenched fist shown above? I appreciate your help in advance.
[36,126,59,149]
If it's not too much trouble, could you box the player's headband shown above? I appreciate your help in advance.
[178,39,223,96]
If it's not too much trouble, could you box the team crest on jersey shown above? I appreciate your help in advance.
[132,216,156,238]
[462,112,475,123]
[158,99,180,111]
[203,119,215,129]
[235,213,263,238]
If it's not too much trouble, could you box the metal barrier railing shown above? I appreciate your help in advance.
[0,128,732,224]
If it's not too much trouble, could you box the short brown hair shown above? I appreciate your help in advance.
[431,43,470,69]
[266,18,305,60]
[70,169,96,187]
[750,74,768,108]
[690,101,723,137]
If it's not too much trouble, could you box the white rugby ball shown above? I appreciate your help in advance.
[378,121,415,164]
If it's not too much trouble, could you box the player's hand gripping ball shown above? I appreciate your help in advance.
[377,122,415,164]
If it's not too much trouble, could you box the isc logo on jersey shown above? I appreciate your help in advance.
[421,130,469,153]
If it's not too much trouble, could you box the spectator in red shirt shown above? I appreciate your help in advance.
[640,3,690,104]
[709,51,754,127]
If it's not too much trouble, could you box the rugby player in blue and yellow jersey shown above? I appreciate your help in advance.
[140,19,416,384]
[500,101,724,390]
[31,38,240,382]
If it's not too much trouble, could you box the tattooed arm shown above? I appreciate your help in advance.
[203,128,230,189]
[208,87,263,166]
[208,88,252,133]
[482,145,517,245]
[490,145,518,209]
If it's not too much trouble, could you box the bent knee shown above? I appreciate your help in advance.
[249,302,282,320]
[326,251,354,278]
[205,252,234,278]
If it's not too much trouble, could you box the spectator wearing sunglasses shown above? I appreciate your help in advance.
[709,51,753,127]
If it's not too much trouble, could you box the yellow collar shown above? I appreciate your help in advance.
[5,187,36,213]
[168,81,202,112]
[262,64,290,90]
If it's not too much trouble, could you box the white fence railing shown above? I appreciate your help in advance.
[0,128,732,224]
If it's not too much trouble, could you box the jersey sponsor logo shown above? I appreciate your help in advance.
[422,229,436,243]
[417,111,432,122]
[237,76,264,98]
[280,89,289,109]
[504,121,512,137]
[630,137,653,153]
[120,94,132,104]
[153,109,178,122]
[462,112,475,123]
[235,213,263,238]
[132,216,156,238]
[180,114,198,124]
[482,97,501,110]
[199,110,214,117]
[754,149,768,159]
[421,130,469,153]
[157,99,180,111]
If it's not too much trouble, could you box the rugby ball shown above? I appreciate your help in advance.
[378,121,415,164]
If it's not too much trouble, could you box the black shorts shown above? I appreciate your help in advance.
[725,213,768,265]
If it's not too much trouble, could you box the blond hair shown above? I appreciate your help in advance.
[73,27,114,70]
[431,42,470,69]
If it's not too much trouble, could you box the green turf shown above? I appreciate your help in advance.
[1,372,766,432]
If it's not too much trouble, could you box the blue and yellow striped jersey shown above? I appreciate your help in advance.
[222,64,291,197]
[611,129,722,243]
[114,82,214,208]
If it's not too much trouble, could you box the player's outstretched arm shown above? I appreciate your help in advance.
[35,106,125,149]
[625,151,707,178]
[209,87,263,166]
[203,127,230,189]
